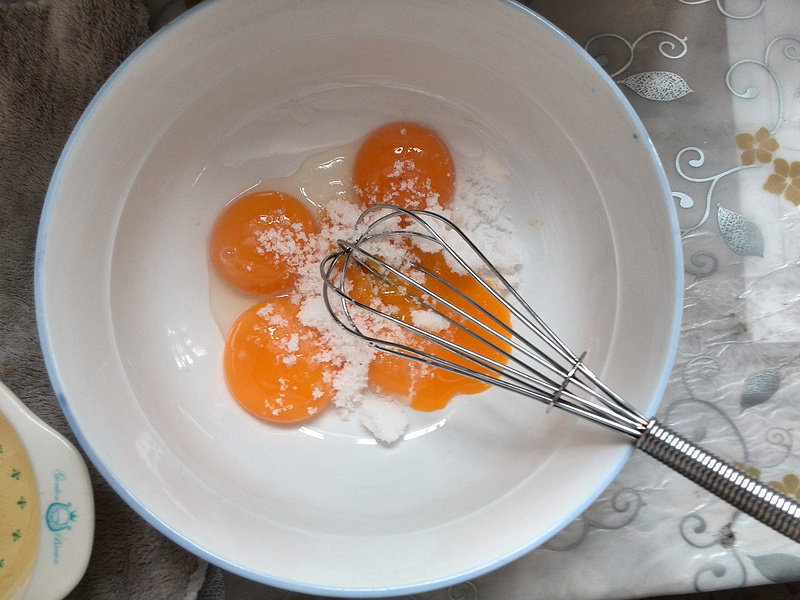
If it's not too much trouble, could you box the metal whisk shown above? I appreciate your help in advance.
[320,204,800,543]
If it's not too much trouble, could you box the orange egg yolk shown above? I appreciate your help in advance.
[209,191,319,295]
[224,297,336,423]
[348,249,512,412]
[354,122,455,211]
[215,123,508,424]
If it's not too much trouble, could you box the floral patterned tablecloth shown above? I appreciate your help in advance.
[148,1,800,599]
[500,1,800,598]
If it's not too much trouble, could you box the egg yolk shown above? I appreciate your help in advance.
[224,297,336,423]
[349,249,512,412]
[214,122,508,424]
[209,191,319,295]
[353,122,455,210]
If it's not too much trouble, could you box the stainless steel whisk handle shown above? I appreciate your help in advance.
[637,419,800,542]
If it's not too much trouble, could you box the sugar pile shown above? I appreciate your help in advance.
[251,161,522,444]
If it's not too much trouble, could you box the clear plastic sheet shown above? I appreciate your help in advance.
[152,1,800,598]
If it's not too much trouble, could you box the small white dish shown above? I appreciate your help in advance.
[0,380,93,600]
[36,0,682,596]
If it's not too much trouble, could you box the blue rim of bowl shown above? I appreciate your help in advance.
[34,0,684,596]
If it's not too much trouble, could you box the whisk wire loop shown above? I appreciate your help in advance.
[321,205,648,436]
[358,206,584,370]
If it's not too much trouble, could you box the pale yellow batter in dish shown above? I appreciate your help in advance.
[0,413,39,600]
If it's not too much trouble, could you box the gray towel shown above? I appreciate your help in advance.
[0,1,209,597]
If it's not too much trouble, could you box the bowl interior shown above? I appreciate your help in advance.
[36,0,682,595]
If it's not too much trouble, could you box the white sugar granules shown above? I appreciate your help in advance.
[358,394,410,444]
[254,216,312,271]
[357,157,446,212]
[250,168,520,444]
[410,308,449,332]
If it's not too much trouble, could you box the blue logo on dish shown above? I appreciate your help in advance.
[46,501,77,532]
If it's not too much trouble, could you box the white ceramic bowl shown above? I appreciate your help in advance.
[36,0,682,596]
[0,381,93,600]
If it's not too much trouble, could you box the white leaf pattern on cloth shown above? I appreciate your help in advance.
[618,71,693,101]
[749,552,800,582]
[717,204,764,256]
[740,368,781,411]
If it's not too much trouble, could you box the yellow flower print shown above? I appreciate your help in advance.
[734,462,762,480]
[769,473,800,500]
[736,127,779,165]
[764,158,800,206]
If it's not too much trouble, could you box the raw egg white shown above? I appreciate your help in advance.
[208,142,359,336]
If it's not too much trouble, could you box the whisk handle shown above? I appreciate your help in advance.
[636,419,800,543]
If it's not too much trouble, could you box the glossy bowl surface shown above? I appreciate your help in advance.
[36,0,682,595]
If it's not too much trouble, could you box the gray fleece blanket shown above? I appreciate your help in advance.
[0,1,213,598]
